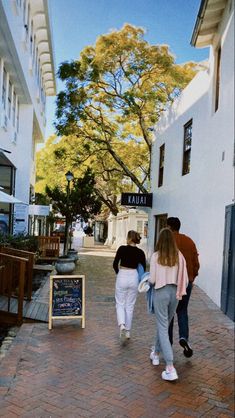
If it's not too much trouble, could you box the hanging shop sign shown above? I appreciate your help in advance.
[121,193,153,208]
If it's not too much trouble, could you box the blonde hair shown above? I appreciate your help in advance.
[127,230,141,245]
[155,228,179,267]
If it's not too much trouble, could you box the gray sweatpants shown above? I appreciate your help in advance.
[153,284,178,365]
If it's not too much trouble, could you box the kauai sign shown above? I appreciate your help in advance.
[121,192,153,208]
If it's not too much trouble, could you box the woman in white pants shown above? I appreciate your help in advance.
[113,230,146,344]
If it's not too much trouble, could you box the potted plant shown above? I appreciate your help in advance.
[83,225,94,248]
[55,255,76,274]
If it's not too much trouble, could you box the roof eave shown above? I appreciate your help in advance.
[191,0,209,47]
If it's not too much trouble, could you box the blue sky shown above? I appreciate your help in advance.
[46,0,209,138]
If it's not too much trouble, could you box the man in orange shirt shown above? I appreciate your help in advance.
[167,217,200,357]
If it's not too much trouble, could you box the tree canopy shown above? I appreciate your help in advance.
[37,24,199,216]
[45,167,102,223]
[55,24,197,197]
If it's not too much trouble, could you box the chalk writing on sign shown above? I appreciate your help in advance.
[52,278,82,316]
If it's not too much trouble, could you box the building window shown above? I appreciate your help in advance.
[8,80,12,119]
[30,19,34,55]
[182,119,193,175]
[12,91,16,127]
[16,99,20,132]
[35,47,38,77]
[23,0,26,24]
[158,144,165,187]
[32,34,36,66]
[26,3,30,42]
[144,221,148,238]
[137,220,143,234]
[214,46,221,112]
[0,163,16,234]
[2,68,7,110]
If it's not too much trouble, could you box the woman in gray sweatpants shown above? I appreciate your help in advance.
[149,228,188,381]
[153,285,178,365]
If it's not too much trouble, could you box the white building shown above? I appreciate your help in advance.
[106,209,148,256]
[0,0,55,234]
[149,0,234,312]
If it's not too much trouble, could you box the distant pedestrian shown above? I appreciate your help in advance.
[113,230,146,344]
[149,228,188,381]
[167,217,200,357]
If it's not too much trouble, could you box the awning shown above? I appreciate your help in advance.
[0,190,27,204]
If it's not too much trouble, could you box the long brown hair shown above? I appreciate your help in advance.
[155,228,179,267]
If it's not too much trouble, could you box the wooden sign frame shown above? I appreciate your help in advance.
[49,275,85,330]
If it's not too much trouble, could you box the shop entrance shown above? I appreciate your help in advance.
[154,213,168,248]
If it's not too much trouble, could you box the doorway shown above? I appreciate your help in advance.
[221,204,235,321]
[154,214,168,248]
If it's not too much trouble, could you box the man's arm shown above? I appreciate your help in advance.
[192,242,200,280]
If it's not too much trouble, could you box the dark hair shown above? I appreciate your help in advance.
[167,217,181,232]
[127,230,141,245]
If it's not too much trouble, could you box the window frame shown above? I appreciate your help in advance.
[8,80,12,119]
[12,90,16,127]
[2,67,7,110]
[158,143,165,187]
[182,119,193,176]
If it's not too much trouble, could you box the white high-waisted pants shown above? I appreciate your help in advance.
[115,268,139,331]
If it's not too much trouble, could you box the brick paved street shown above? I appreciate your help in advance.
[0,246,234,417]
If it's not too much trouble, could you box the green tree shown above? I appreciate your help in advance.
[36,134,133,215]
[55,24,198,194]
[45,167,102,224]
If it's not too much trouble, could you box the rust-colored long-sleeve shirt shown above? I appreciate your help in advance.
[173,232,200,282]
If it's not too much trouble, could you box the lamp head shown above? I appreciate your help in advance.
[65,171,74,182]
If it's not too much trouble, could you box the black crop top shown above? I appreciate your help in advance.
[113,245,146,274]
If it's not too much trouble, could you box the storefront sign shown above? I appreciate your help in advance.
[121,193,152,207]
[29,205,50,216]
[13,204,28,235]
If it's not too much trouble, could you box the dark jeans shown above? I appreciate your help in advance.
[168,282,193,344]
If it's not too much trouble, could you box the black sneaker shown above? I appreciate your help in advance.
[179,338,193,358]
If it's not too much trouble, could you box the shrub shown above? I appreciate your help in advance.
[0,233,39,253]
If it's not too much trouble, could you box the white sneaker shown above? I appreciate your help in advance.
[150,347,160,366]
[125,330,131,339]
[119,325,127,344]
[161,367,178,381]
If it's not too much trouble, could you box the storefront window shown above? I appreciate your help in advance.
[137,220,143,234]
[0,163,15,234]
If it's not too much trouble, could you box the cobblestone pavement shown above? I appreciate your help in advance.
[0,246,234,417]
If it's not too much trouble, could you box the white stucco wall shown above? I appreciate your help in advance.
[106,209,148,256]
[149,8,234,307]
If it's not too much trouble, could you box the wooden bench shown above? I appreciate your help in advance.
[0,252,27,325]
[38,236,60,261]
[0,246,36,301]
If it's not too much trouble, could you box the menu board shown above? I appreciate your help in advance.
[49,275,85,329]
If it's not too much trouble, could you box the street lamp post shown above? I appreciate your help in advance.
[63,171,74,255]
[30,195,36,236]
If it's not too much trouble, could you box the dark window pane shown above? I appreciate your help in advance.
[158,144,165,187]
[182,120,192,176]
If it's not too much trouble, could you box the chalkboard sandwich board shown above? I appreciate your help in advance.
[49,275,85,329]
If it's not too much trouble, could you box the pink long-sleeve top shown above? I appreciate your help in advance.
[149,251,189,300]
